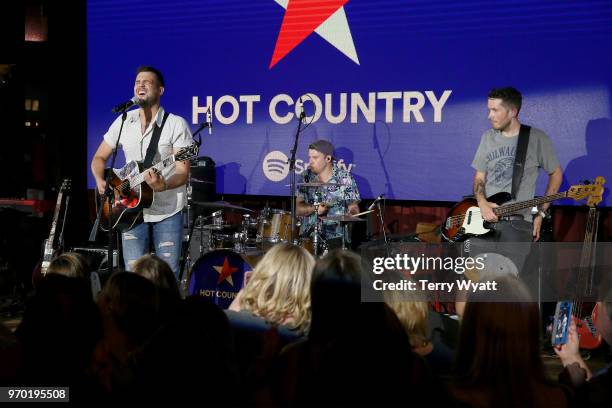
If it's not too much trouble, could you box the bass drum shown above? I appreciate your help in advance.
[187,250,254,309]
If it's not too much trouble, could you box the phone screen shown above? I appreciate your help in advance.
[551,301,573,346]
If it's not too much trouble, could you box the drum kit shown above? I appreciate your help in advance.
[184,181,368,259]
[182,180,370,303]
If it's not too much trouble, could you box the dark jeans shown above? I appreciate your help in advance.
[464,219,533,274]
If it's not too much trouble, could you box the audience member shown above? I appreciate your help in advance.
[92,272,160,395]
[271,250,441,406]
[556,284,612,407]
[132,254,181,323]
[385,285,454,378]
[132,254,180,296]
[129,296,241,404]
[229,243,314,334]
[47,251,89,279]
[15,274,103,398]
[451,274,569,408]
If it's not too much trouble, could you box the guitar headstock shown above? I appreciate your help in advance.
[586,176,605,207]
[59,178,72,194]
[567,176,606,205]
[175,144,200,162]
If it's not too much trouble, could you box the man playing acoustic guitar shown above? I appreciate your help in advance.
[91,66,194,279]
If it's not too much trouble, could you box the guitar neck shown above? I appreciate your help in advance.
[493,191,567,217]
[129,155,176,188]
[575,207,599,300]
[41,187,67,273]
[46,191,64,252]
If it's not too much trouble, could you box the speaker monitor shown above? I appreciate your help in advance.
[190,156,216,203]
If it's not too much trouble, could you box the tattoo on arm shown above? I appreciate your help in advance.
[473,178,486,199]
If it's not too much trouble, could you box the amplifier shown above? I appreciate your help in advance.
[71,246,119,271]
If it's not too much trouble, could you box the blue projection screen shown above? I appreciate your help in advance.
[87,0,612,205]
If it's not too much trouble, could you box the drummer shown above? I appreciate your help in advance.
[296,140,361,244]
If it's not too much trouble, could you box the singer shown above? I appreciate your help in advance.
[90,66,194,279]
[296,139,361,245]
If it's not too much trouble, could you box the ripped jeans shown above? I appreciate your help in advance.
[122,211,183,280]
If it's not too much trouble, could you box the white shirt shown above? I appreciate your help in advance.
[103,106,194,222]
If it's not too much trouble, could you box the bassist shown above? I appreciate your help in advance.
[471,87,562,270]
[90,66,194,279]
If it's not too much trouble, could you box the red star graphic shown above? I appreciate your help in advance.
[213,257,239,286]
[270,0,350,68]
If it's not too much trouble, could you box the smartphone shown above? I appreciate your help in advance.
[551,301,573,346]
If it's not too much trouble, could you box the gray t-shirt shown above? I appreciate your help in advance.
[103,107,194,222]
[471,126,560,220]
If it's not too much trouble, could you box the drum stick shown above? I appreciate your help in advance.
[353,209,374,217]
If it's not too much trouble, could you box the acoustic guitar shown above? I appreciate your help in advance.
[96,144,199,232]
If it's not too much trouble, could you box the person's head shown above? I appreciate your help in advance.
[596,284,612,345]
[15,274,102,382]
[487,87,522,131]
[132,254,180,298]
[239,243,315,333]
[306,251,423,405]
[309,250,364,339]
[98,272,160,347]
[47,252,89,279]
[384,287,429,349]
[134,65,165,108]
[453,274,544,401]
[308,139,335,175]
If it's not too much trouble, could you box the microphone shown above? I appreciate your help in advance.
[368,194,385,211]
[296,97,305,120]
[304,168,312,182]
[112,96,139,113]
[206,107,212,135]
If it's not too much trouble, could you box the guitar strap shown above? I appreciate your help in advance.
[142,111,170,168]
[511,124,531,199]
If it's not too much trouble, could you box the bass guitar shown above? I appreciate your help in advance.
[96,144,199,232]
[32,178,71,284]
[441,181,601,242]
[571,176,605,349]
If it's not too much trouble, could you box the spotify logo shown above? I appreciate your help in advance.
[262,151,289,182]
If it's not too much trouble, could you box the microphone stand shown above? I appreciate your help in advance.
[177,121,210,287]
[376,198,390,257]
[289,108,305,243]
[89,110,129,275]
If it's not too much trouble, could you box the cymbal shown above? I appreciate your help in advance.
[321,214,365,222]
[191,201,254,212]
[293,182,347,188]
[190,177,214,184]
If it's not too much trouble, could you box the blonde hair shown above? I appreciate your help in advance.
[132,254,180,297]
[239,243,315,333]
[384,287,429,348]
[47,252,88,279]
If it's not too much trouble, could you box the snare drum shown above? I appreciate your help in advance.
[188,250,253,309]
[258,209,293,244]
[209,232,236,250]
